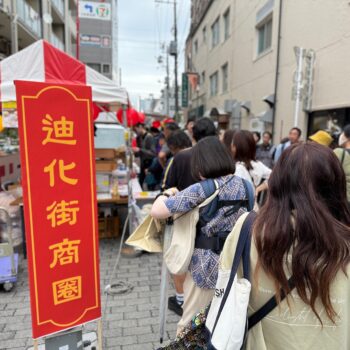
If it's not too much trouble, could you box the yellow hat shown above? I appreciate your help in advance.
[309,130,333,146]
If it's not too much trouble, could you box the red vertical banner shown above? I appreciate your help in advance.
[15,81,101,339]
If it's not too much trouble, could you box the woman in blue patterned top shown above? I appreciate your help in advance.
[151,136,250,333]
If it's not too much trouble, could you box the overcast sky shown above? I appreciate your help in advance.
[118,0,191,105]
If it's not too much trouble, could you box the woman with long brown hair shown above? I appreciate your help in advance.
[222,142,350,349]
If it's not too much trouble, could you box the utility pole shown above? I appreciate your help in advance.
[155,0,179,119]
[10,0,18,54]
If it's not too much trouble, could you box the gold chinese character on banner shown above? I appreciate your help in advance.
[44,159,78,187]
[47,200,80,228]
[52,276,82,305]
[42,114,77,146]
[49,238,81,268]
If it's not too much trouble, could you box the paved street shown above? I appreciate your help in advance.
[0,239,179,350]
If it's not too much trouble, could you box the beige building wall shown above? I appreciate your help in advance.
[187,0,235,117]
[187,0,350,142]
[229,0,277,131]
[274,0,350,140]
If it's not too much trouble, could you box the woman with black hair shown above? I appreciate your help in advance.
[151,136,251,333]
[161,130,192,191]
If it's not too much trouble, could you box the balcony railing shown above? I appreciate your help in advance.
[52,0,64,17]
[17,0,42,38]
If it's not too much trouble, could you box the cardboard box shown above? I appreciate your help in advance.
[95,148,118,160]
[96,160,117,172]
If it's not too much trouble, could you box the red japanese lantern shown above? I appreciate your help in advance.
[117,107,141,126]
[138,112,146,124]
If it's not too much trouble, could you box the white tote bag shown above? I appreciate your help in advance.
[164,181,219,275]
[206,211,256,350]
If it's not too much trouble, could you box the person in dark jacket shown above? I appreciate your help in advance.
[133,123,156,187]
[256,131,276,169]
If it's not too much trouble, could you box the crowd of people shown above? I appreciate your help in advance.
[132,118,304,202]
[131,117,349,349]
[132,118,195,191]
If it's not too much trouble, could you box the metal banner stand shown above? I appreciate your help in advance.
[97,318,103,350]
[30,317,101,347]
[159,218,173,343]
[122,104,135,241]
[30,327,89,350]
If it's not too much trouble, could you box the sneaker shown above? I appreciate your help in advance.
[168,295,183,316]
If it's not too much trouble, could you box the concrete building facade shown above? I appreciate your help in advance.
[185,0,350,141]
[78,0,113,79]
[0,0,78,59]
[141,95,162,117]
[159,84,181,118]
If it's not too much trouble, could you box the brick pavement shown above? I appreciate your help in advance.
[0,239,180,349]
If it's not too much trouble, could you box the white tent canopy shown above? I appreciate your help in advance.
[0,40,128,104]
